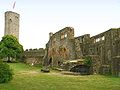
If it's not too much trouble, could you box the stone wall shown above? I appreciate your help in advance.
[112,56,120,76]
[44,27,120,76]
[24,48,45,65]
[75,34,90,58]
[89,28,120,75]
[44,27,76,66]
[88,55,101,74]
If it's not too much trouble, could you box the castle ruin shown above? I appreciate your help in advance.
[3,11,120,76]
[44,27,120,76]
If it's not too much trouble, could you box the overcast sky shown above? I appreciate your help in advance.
[0,0,120,49]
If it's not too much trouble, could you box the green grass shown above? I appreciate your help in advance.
[0,63,120,90]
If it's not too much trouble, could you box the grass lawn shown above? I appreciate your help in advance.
[0,63,120,90]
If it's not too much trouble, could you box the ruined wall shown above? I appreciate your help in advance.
[75,34,90,59]
[112,56,120,76]
[89,28,120,75]
[24,48,45,65]
[110,28,120,56]
[45,27,76,66]
[44,27,120,76]
[111,29,120,76]
[45,27,93,66]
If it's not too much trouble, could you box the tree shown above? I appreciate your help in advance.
[0,35,23,62]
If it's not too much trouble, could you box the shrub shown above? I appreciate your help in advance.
[84,56,92,67]
[0,61,13,83]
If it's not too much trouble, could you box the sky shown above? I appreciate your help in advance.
[0,0,120,49]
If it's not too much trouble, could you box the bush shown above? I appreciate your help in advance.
[84,56,92,67]
[0,61,13,83]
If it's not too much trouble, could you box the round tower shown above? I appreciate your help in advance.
[4,11,19,40]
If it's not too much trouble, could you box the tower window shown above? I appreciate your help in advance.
[9,19,12,22]
[65,34,67,37]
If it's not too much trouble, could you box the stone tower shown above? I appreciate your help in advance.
[4,11,19,40]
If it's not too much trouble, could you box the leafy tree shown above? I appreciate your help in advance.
[0,35,23,62]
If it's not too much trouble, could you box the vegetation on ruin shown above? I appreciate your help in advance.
[0,35,23,62]
[0,63,120,90]
[84,56,92,67]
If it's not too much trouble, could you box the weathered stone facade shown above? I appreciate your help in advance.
[44,27,120,76]
[44,27,91,67]
[89,28,120,75]
[24,48,45,65]
[4,11,19,40]
[43,27,76,66]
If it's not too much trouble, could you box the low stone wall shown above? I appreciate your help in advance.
[23,48,45,65]
[100,65,110,75]
[112,56,120,76]
[25,57,43,65]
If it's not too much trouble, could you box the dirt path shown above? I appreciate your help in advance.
[16,70,84,77]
